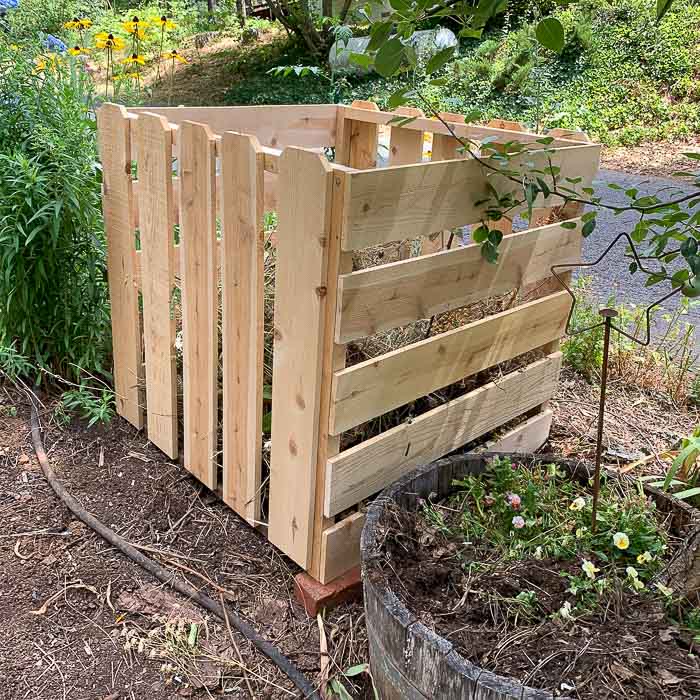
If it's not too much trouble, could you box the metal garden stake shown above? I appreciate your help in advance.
[551,232,681,533]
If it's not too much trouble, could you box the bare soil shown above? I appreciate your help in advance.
[375,476,700,699]
[601,138,700,178]
[0,387,368,700]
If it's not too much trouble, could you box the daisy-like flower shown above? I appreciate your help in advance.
[64,17,92,30]
[512,515,525,529]
[95,32,126,50]
[559,601,573,620]
[581,559,599,580]
[155,14,177,30]
[121,53,146,66]
[163,49,188,64]
[569,497,585,511]
[506,493,521,510]
[67,46,89,56]
[122,15,150,35]
[637,551,652,564]
[613,532,630,550]
[654,582,674,597]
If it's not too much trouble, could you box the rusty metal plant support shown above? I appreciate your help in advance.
[551,232,682,533]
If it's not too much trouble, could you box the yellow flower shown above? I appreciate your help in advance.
[155,15,177,30]
[95,33,126,51]
[637,551,652,564]
[64,17,92,30]
[122,16,150,36]
[114,72,140,82]
[163,49,188,64]
[569,497,585,511]
[121,53,146,66]
[68,46,90,56]
[581,560,599,580]
[613,532,629,550]
[34,53,61,72]
[654,582,673,597]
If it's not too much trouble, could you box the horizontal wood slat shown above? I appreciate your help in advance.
[325,352,562,517]
[336,218,583,343]
[330,290,571,435]
[129,105,338,148]
[318,405,555,582]
[342,144,600,250]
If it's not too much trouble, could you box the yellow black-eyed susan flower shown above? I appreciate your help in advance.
[155,15,177,30]
[163,49,187,64]
[121,53,146,66]
[122,16,149,37]
[95,32,126,51]
[68,45,90,56]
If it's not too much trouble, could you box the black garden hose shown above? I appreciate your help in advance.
[27,395,320,700]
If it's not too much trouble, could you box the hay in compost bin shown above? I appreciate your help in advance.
[163,226,547,522]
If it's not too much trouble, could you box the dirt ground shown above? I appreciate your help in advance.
[0,362,696,699]
[0,388,368,700]
[600,138,700,178]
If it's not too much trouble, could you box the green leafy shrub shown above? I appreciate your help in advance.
[0,43,110,380]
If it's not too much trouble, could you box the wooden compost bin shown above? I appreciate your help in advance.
[97,100,601,585]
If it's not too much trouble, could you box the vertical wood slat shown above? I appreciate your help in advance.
[97,104,144,429]
[179,121,218,488]
[135,113,178,459]
[221,131,265,523]
[336,100,379,169]
[310,169,352,581]
[389,107,424,165]
[268,148,335,568]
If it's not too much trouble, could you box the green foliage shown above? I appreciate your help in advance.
[0,42,110,380]
[444,456,669,615]
[58,385,115,426]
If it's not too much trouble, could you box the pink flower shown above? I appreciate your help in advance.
[512,516,525,529]
[506,493,521,510]
[511,462,519,470]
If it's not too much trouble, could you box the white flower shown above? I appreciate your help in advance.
[582,559,600,579]
[626,566,639,579]
[630,577,645,591]
[637,551,652,564]
[613,532,630,550]
[512,515,525,529]
[655,582,674,597]
[559,601,573,620]
[534,546,543,560]
[569,497,585,511]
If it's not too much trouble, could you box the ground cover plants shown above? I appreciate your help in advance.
[377,454,700,697]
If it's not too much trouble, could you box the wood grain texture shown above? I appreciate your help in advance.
[389,107,424,165]
[330,291,571,435]
[309,169,353,580]
[97,104,144,429]
[319,408,556,584]
[325,353,562,517]
[128,104,337,148]
[268,149,335,568]
[179,121,218,489]
[221,131,265,524]
[336,219,583,343]
[342,144,601,250]
[319,511,365,584]
[134,112,178,458]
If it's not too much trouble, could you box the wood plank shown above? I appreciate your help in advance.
[325,353,562,517]
[268,149,335,568]
[389,107,424,165]
[431,112,467,162]
[135,113,178,458]
[336,219,583,343]
[317,407,553,583]
[330,291,571,435]
[179,121,218,489]
[478,409,553,454]
[128,104,338,148]
[97,104,144,429]
[342,144,601,250]
[340,104,586,147]
[309,168,353,580]
[347,100,379,169]
[319,511,365,584]
[221,131,265,524]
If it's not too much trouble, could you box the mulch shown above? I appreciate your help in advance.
[0,363,697,699]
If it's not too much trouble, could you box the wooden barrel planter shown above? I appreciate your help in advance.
[361,451,700,700]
